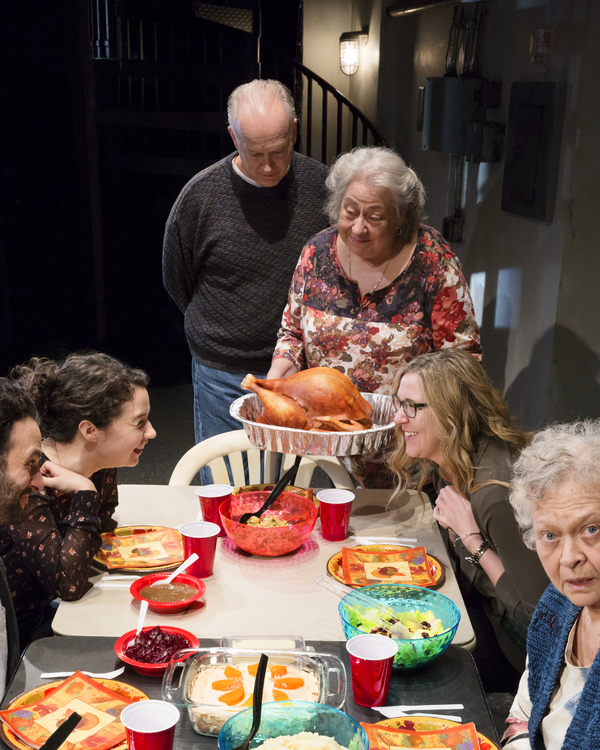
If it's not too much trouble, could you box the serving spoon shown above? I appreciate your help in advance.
[238,455,302,524]
[316,575,411,637]
[150,553,199,586]
[232,653,268,750]
[127,599,149,648]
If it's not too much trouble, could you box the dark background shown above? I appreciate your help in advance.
[0,0,302,385]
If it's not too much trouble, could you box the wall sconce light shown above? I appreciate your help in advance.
[339,28,369,75]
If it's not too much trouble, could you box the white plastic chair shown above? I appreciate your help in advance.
[168,429,355,489]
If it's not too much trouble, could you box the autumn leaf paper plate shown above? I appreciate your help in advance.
[0,672,141,750]
[96,526,184,571]
[372,716,498,749]
[362,720,481,749]
[339,544,438,588]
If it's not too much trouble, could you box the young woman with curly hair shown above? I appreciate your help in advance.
[388,348,548,684]
[5,352,156,645]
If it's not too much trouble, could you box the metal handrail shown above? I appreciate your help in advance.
[88,1,387,165]
[261,43,387,162]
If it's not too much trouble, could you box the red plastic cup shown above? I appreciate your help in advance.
[179,521,220,578]
[120,700,180,750]
[317,489,354,541]
[346,634,398,707]
[195,484,232,536]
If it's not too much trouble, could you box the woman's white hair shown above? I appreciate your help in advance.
[325,147,426,243]
[227,79,296,130]
[510,420,600,549]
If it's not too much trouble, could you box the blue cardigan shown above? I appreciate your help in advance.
[527,585,600,749]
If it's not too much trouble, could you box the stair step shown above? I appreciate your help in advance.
[94,109,226,132]
[105,154,215,177]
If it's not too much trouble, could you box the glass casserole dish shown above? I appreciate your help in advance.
[161,647,347,736]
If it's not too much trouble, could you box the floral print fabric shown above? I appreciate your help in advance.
[273,225,481,394]
[0,457,118,624]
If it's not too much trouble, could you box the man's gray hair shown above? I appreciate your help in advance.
[510,420,600,549]
[325,147,426,243]
[227,79,296,130]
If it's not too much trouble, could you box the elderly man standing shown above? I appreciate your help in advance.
[163,79,329,475]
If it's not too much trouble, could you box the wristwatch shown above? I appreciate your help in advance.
[465,539,491,568]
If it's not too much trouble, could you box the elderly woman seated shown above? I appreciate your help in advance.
[267,146,481,487]
[503,420,600,749]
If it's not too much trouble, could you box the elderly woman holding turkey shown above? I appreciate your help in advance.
[266,146,481,487]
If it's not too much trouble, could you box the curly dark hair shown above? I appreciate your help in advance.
[11,352,149,443]
[0,378,38,464]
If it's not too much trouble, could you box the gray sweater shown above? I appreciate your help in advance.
[163,152,330,372]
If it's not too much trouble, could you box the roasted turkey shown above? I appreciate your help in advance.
[241,367,373,432]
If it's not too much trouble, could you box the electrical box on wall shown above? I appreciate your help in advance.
[501,81,566,223]
[421,77,502,162]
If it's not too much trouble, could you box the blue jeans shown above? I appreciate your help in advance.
[192,358,270,484]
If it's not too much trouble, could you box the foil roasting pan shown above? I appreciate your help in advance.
[230,392,395,457]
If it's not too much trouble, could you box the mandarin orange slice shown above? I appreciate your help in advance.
[241,692,254,707]
[272,689,289,701]
[247,663,259,676]
[211,678,242,691]
[269,665,288,678]
[224,666,242,679]
[273,677,305,690]
[218,686,245,706]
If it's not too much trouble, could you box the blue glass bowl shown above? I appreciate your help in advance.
[338,584,460,670]
[218,701,369,750]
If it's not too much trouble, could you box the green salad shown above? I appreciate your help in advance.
[345,602,451,669]
[349,604,444,639]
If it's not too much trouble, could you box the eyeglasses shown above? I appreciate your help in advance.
[392,394,428,419]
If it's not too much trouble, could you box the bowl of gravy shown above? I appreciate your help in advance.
[130,572,206,613]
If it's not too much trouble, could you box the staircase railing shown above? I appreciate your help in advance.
[262,43,387,163]
[88,0,387,170]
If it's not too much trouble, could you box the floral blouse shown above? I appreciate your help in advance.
[273,225,481,394]
[0,457,118,623]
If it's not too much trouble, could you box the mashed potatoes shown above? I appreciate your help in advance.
[256,732,349,750]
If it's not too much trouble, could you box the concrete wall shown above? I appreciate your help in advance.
[302,0,383,161]
[347,0,382,123]
[547,0,600,424]
[304,0,600,429]
[301,0,352,163]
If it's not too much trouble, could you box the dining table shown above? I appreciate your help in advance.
[2,636,500,748]
[0,485,500,749]
[51,486,476,649]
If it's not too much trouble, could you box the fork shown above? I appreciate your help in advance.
[40,667,125,679]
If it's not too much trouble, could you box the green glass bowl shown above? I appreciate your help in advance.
[339,583,460,669]
[217,701,368,750]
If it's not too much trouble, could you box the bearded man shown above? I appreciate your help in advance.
[0,378,44,693]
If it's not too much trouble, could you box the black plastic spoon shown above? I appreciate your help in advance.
[238,455,302,524]
[39,711,82,750]
[232,653,268,750]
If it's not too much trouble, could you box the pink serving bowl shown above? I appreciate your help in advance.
[114,626,200,676]
[130,572,206,614]
[219,490,318,557]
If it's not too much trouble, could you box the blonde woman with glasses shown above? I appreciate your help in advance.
[389,348,549,687]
